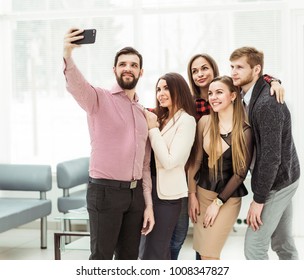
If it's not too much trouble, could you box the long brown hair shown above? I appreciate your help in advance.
[208,76,249,180]
[154,72,197,167]
[187,53,220,98]
[154,72,196,126]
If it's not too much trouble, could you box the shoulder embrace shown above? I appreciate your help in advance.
[254,90,280,112]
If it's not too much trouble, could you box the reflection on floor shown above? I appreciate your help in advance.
[0,226,303,260]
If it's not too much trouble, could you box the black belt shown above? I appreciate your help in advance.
[89,177,142,189]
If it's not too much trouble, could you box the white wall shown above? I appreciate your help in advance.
[287,4,304,236]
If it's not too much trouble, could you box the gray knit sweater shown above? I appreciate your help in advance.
[248,76,300,203]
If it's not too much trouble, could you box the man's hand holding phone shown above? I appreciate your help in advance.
[73,29,96,44]
[63,28,96,59]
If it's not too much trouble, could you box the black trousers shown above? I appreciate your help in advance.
[86,181,145,260]
[142,176,182,260]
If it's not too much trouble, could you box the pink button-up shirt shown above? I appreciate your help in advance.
[63,57,152,206]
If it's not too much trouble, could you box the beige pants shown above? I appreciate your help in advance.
[193,187,241,259]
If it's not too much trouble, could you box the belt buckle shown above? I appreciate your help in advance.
[130,180,137,189]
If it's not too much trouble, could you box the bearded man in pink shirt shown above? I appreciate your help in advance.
[63,28,154,260]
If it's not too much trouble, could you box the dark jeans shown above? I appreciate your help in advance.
[170,196,189,260]
[86,181,145,260]
[142,176,182,260]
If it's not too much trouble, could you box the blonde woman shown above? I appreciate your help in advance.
[188,75,253,260]
[171,54,284,260]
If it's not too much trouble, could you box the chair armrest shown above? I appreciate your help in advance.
[0,164,52,192]
[56,157,89,189]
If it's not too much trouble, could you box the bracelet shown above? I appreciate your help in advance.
[213,198,223,207]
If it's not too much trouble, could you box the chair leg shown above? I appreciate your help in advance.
[86,220,90,232]
[41,216,47,249]
[64,219,72,244]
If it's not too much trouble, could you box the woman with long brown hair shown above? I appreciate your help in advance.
[141,72,197,260]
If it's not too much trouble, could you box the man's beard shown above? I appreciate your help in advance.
[235,74,254,88]
[116,73,140,90]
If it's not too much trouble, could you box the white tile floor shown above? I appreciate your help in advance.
[0,226,303,260]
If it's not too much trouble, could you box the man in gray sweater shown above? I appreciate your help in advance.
[230,46,300,260]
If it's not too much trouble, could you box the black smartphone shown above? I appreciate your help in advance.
[73,29,96,44]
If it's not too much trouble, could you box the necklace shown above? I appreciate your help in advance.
[219,123,232,137]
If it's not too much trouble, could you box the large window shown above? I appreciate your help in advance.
[1,0,304,235]
[0,0,293,167]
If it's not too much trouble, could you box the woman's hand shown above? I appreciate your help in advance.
[270,80,285,104]
[144,109,159,130]
[203,201,220,228]
[188,193,200,223]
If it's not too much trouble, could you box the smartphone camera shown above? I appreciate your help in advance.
[74,29,96,45]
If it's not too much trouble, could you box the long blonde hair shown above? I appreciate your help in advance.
[207,76,249,181]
